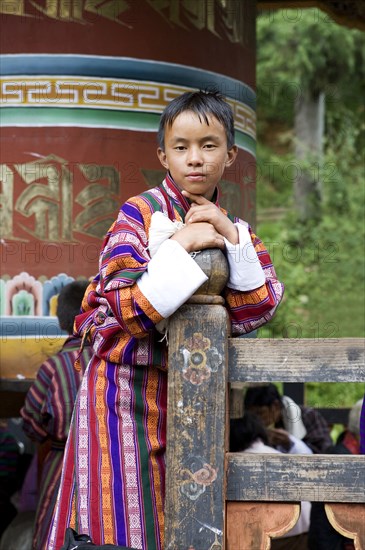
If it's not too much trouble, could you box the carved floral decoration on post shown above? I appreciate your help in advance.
[180,332,223,386]
[180,462,218,501]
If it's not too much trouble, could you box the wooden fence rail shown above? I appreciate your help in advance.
[227,453,365,503]
[228,337,365,382]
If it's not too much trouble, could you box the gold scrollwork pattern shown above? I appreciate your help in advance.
[0,0,251,45]
[15,155,72,241]
[0,155,120,242]
[74,164,120,237]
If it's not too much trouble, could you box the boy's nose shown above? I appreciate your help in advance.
[187,147,203,165]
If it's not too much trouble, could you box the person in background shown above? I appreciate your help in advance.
[230,412,312,550]
[20,280,92,550]
[244,383,332,453]
[308,398,364,550]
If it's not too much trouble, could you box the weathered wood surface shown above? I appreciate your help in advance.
[226,502,300,550]
[227,453,365,503]
[191,247,230,297]
[165,304,229,550]
[228,337,365,382]
[229,387,244,419]
[325,503,365,549]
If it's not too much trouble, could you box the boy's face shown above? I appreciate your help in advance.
[157,111,237,200]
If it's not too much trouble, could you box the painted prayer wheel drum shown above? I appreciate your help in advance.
[0,0,256,378]
[193,248,229,296]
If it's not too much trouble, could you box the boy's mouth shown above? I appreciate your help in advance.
[187,173,206,181]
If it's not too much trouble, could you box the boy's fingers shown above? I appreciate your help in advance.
[181,190,210,205]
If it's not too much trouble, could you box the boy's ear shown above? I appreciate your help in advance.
[225,145,238,167]
[157,148,169,169]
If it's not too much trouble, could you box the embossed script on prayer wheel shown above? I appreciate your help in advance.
[192,248,229,298]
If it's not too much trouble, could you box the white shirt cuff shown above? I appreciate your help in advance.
[224,223,266,291]
[137,239,208,318]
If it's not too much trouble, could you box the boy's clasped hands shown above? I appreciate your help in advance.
[170,190,239,253]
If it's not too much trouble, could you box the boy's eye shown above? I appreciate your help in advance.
[174,146,186,151]
[204,143,216,149]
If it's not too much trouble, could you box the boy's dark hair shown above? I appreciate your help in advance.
[244,383,283,409]
[158,90,235,150]
[56,280,89,334]
[230,412,269,452]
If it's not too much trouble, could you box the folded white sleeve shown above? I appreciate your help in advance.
[224,223,266,291]
[137,238,208,318]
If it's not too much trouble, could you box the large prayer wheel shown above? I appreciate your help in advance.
[0,0,256,377]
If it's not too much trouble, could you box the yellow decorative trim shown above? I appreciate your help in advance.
[225,284,269,306]
[131,285,163,326]
[0,77,256,139]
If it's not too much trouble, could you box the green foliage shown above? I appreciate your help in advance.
[257,9,365,104]
[256,144,294,208]
[256,7,365,182]
[257,155,365,339]
[306,383,364,409]
[255,8,365,408]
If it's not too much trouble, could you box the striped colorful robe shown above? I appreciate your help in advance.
[48,174,284,550]
[20,337,92,550]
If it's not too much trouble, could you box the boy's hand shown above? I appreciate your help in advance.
[182,191,239,245]
[170,222,225,253]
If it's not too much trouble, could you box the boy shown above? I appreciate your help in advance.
[49,91,283,550]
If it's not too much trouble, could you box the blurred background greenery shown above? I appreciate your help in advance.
[254,8,365,421]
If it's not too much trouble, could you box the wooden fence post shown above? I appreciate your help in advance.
[165,249,230,550]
